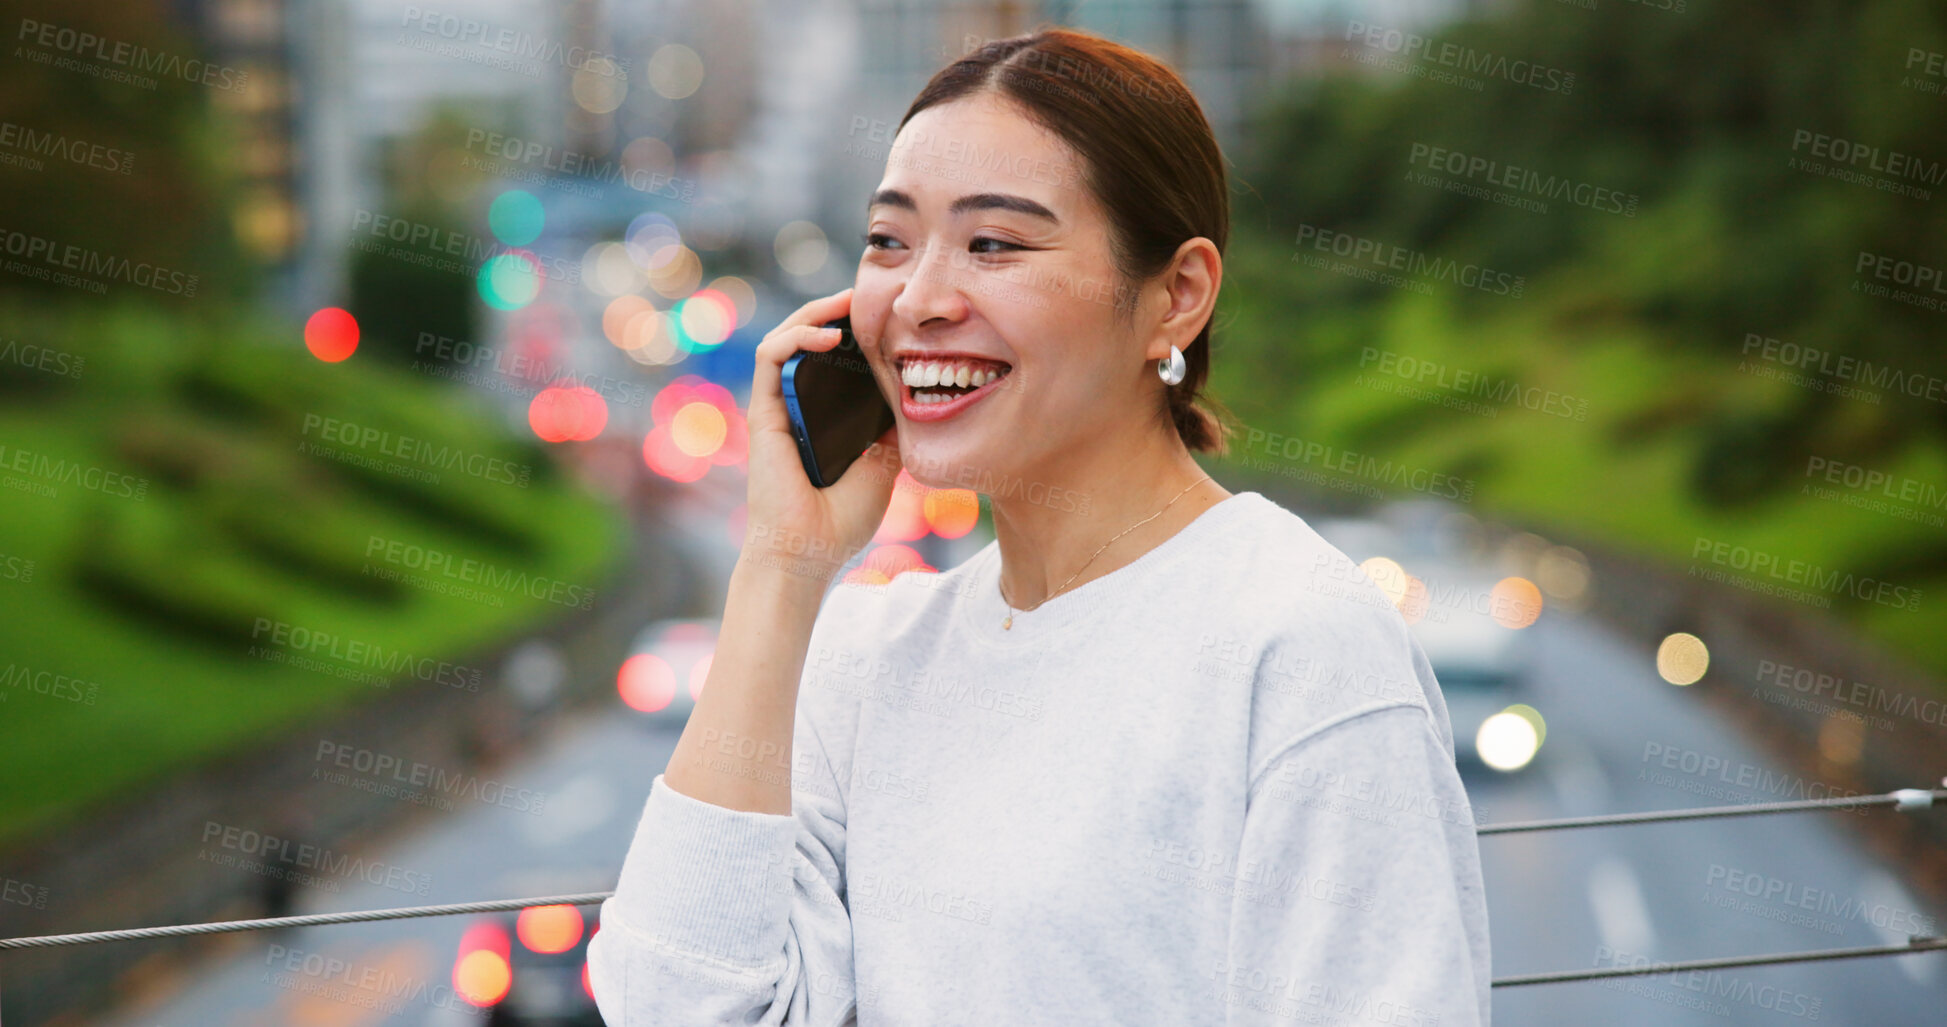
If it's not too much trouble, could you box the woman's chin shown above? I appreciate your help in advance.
[899,437,1002,491]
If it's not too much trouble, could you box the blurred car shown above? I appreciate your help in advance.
[617,617,720,724]
[453,903,602,1026]
[1400,558,1540,771]
[1309,508,1544,772]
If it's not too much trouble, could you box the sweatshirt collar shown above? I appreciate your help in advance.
[957,490,1262,646]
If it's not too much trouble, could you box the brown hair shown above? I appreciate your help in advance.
[898,26,1238,455]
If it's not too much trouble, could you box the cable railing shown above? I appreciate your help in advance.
[1,781,1942,995]
[0,893,616,952]
[1477,783,1945,835]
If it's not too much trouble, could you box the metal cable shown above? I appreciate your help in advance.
[3,893,1941,990]
[1477,785,1944,835]
[1494,936,1947,986]
[0,892,613,951]
[1,783,1942,995]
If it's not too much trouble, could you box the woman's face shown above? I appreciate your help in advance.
[853,91,1156,493]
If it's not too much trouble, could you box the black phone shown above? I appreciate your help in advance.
[781,316,896,488]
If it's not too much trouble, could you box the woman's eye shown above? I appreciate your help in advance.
[969,236,1024,255]
[861,232,902,251]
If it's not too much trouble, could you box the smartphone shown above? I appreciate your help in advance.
[781,316,896,488]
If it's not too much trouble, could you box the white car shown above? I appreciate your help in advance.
[1309,511,1542,772]
[616,617,720,724]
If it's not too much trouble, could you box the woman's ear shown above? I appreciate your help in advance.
[1146,238,1222,363]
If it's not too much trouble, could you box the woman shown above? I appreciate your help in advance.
[587,27,1490,1026]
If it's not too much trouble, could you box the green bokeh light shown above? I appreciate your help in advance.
[489,190,545,247]
[478,253,542,310]
[669,300,699,354]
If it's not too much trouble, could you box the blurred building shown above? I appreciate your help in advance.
[167,0,597,315]
[160,0,1504,376]
[1261,0,1499,78]
[713,0,1278,298]
[165,0,1492,318]
[165,0,315,294]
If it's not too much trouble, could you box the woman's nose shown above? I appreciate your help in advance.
[890,240,971,328]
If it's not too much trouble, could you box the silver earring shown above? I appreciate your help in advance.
[1157,345,1186,386]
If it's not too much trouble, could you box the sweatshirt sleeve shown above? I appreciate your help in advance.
[586,675,860,1026]
[1217,701,1492,1027]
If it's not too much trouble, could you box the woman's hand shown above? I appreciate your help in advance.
[742,287,903,584]
[667,289,895,814]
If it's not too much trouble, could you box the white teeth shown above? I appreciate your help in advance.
[900,360,1011,389]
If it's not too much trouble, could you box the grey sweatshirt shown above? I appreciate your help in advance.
[587,490,1492,1025]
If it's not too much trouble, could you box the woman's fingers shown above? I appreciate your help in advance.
[749,323,840,426]
[748,290,854,433]
[739,286,903,577]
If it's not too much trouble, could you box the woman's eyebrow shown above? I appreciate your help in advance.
[867,188,1059,223]
[950,192,1059,222]
[867,188,917,213]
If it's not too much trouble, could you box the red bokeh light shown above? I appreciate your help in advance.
[651,376,704,425]
[643,423,711,481]
[644,376,750,479]
[875,472,931,542]
[507,302,570,382]
[304,307,359,362]
[529,382,608,443]
[711,408,749,466]
[617,653,677,712]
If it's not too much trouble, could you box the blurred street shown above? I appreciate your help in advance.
[89,479,1947,1026]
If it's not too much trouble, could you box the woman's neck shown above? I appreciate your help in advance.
[988,426,1232,611]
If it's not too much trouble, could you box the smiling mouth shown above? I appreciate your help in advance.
[898,358,1014,405]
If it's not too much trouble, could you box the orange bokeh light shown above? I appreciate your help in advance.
[454,950,510,1006]
[1490,577,1544,629]
[710,407,748,466]
[923,488,980,538]
[453,921,512,1007]
[516,904,585,954]
[671,401,727,457]
[602,295,654,347]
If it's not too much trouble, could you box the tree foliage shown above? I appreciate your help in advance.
[1238,0,1947,511]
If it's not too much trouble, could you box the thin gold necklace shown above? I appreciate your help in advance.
[999,475,1213,629]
